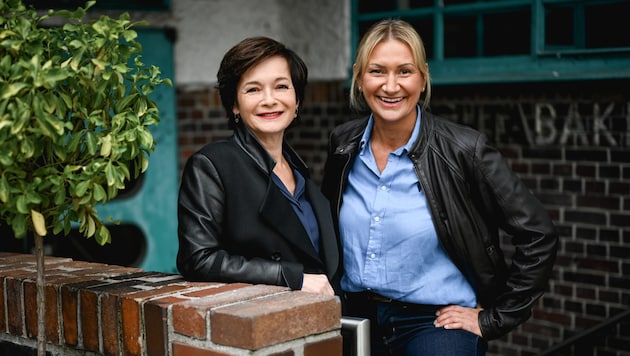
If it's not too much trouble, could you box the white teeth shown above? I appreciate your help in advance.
[380,97,402,103]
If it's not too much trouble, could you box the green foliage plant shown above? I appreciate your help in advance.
[0,0,171,245]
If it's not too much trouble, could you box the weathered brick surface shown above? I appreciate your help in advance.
[0,254,342,355]
[304,335,343,356]
[121,284,193,355]
[172,284,287,339]
[0,276,5,333]
[210,291,341,350]
[5,277,24,336]
[171,342,233,356]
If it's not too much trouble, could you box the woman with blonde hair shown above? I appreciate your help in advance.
[322,19,557,355]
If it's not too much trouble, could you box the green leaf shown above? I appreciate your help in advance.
[100,134,112,157]
[11,102,31,135]
[95,224,111,245]
[16,195,28,214]
[75,180,90,197]
[105,161,116,187]
[86,132,98,155]
[122,29,137,42]
[31,209,47,236]
[114,93,138,113]
[11,214,27,238]
[0,83,28,100]
[0,175,9,203]
[93,184,106,202]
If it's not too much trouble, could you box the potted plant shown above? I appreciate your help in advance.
[0,0,171,354]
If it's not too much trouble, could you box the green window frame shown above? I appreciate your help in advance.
[352,0,630,84]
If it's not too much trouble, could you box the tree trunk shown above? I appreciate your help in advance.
[35,233,46,356]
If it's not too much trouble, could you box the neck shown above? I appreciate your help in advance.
[371,118,415,151]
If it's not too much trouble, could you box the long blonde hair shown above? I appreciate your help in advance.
[350,19,431,112]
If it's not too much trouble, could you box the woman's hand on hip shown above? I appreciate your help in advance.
[301,274,334,296]
[434,305,483,337]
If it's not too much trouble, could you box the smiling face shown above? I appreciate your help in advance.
[358,39,426,125]
[232,55,298,142]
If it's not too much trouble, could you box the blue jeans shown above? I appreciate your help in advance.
[344,293,487,356]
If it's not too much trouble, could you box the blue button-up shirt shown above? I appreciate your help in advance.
[272,162,320,255]
[339,109,476,306]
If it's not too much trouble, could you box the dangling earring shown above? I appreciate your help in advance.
[294,108,298,118]
[234,113,241,124]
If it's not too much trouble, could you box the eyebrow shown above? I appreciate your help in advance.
[367,63,416,69]
[242,77,291,86]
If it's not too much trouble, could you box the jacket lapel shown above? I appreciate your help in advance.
[306,181,340,279]
[259,180,320,260]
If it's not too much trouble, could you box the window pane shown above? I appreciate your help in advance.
[444,16,477,58]
[409,0,434,8]
[585,2,630,49]
[409,19,435,59]
[545,5,574,48]
[484,11,530,56]
[358,2,396,13]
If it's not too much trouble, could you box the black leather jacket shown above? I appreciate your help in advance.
[177,123,340,291]
[321,110,558,340]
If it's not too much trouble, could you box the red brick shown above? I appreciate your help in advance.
[80,289,100,352]
[304,335,342,356]
[6,277,24,336]
[23,280,37,338]
[172,342,232,356]
[120,285,193,356]
[0,277,5,333]
[22,282,60,343]
[144,296,184,356]
[180,282,249,298]
[44,285,59,343]
[210,292,340,350]
[61,284,79,346]
[101,293,120,356]
[172,284,280,339]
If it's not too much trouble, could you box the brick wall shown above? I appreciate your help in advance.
[0,252,342,355]
[176,80,630,355]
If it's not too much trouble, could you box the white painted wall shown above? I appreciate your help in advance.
[170,0,351,87]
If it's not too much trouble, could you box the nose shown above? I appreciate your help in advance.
[382,73,399,93]
[261,87,277,105]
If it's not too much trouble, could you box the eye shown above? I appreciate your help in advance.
[368,68,382,74]
[244,87,259,93]
[276,84,290,90]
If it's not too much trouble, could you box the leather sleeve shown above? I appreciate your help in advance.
[473,133,558,339]
[176,152,304,289]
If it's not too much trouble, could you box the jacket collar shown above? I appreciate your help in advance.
[232,122,310,178]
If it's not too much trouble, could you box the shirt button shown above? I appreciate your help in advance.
[380,185,387,191]
[370,253,376,259]
[374,216,380,222]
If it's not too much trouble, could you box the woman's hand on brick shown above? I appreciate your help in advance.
[301,274,334,296]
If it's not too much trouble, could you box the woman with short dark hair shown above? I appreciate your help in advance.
[177,37,340,296]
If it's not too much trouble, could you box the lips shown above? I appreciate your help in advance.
[258,111,283,119]
[379,96,403,103]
